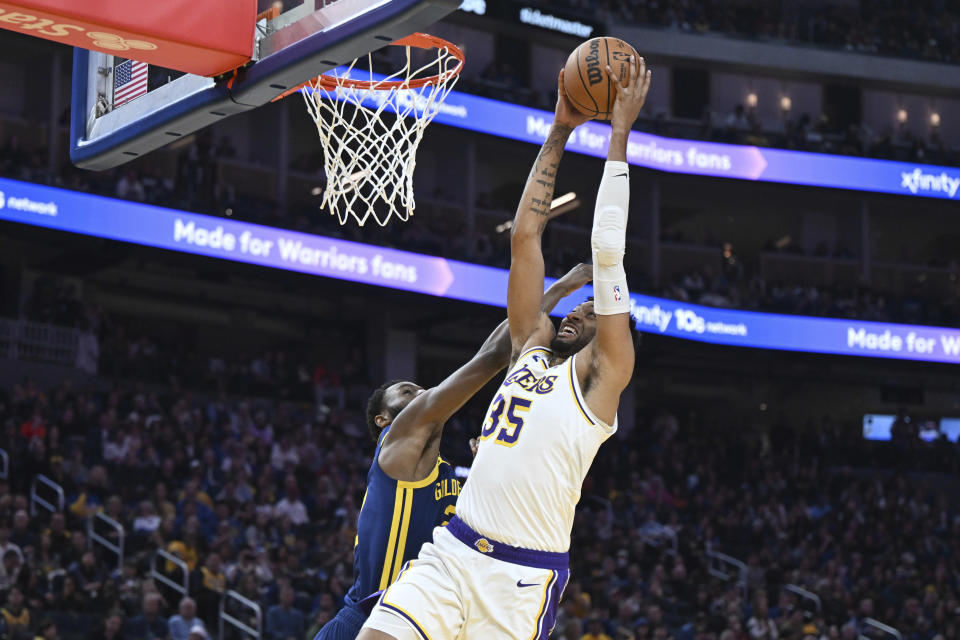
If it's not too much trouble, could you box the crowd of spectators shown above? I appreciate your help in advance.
[697,103,956,169]
[0,370,370,640]
[558,406,960,640]
[1,363,959,640]
[461,2,960,167]
[534,0,960,64]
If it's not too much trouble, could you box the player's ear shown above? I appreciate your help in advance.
[374,413,391,428]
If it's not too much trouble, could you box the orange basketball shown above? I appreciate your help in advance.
[562,37,640,120]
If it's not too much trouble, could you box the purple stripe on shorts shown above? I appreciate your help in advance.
[538,569,569,639]
[379,602,430,640]
[446,516,569,570]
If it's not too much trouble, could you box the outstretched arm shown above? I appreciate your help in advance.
[378,319,510,480]
[508,71,592,356]
[542,263,593,317]
[513,262,594,366]
[578,55,652,425]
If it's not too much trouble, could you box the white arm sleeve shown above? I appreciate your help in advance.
[591,160,631,315]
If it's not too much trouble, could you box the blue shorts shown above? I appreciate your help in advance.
[314,604,367,640]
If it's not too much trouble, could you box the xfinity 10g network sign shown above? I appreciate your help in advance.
[2,176,959,365]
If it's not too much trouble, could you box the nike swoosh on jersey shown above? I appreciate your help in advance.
[517,580,541,588]
[613,172,628,178]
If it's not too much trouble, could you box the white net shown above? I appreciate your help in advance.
[301,38,462,226]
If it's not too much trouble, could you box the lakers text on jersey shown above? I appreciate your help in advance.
[456,346,617,552]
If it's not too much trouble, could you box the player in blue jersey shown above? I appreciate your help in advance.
[314,263,593,640]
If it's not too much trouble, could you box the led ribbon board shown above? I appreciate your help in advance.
[1,177,958,363]
[329,69,960,200]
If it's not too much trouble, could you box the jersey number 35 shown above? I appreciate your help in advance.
[479,394,531,447]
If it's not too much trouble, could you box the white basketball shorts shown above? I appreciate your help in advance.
[362,516,570,639]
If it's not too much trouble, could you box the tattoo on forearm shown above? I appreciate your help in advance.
[521,126,571,223]
[530,197,550,217]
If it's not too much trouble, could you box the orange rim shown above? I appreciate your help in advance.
[256,5,281,22]
[271,33,464,101]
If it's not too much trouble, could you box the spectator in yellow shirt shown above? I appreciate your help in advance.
[582,618,614,640]
[166,540,198,573]
[195,553,226,625]
[1,586,30,639]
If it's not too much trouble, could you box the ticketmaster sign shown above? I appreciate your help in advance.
[517,7,594,37]
[1,176,958,364]
[464,0,601,38]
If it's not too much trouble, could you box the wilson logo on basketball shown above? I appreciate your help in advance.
[585,38,603,86]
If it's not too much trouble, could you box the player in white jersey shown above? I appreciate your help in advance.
[358,56,652,640]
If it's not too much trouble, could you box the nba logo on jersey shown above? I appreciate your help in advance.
[474,538,495,553]
[613,285,622,301]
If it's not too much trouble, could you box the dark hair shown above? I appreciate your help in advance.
[37,619,56,633]
[365,380,403,443]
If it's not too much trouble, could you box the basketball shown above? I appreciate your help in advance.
[563,36,640,119]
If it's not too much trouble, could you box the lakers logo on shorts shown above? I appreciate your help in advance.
[474,538,495,554]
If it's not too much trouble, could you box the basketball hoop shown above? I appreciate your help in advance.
[283,33,464,227]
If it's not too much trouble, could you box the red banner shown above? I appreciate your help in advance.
[0,0,256,76]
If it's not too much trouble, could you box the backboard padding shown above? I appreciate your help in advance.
[70,0,460,170]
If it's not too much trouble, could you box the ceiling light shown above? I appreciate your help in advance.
[551,192,576,209]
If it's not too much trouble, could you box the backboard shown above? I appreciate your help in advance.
[70,0,460,170]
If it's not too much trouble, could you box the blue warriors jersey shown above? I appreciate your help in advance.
[344,425,461,607]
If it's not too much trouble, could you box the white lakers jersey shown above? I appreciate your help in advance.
[455,346,617,553]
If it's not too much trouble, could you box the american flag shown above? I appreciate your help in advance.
[113,59,148,107]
